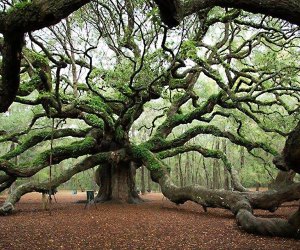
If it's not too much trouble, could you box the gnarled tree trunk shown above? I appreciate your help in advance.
[95,161,142,204]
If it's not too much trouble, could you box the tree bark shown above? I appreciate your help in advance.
[154,0,300,28]
[0,33,24,112]
[222,139,230,190]
[141,165,146,194]
[134,147,300,238]
[269,170,296,190]
[95,162,142,204]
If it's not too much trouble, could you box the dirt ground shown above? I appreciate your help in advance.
[0,191,299,250]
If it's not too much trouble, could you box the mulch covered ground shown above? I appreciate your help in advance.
[0,191,299,250]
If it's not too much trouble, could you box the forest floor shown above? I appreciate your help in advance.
[0,191,299,250]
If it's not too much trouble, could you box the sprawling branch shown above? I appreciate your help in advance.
[131,146,300,238]
[1,128,91,161]
[0,0,91,112]
[0,135,98,177]
[0,0,90,33]
[154,0,300,27]
[146,124,278,156]
[0,149,127,215]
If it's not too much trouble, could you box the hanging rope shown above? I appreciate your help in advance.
[48,116,55,215]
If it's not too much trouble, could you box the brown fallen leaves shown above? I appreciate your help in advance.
[0,192,299,250]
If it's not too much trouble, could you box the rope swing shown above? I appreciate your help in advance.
[42,116,57,215]
[48,117,55,215]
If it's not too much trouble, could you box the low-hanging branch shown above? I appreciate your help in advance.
[146,123,278,156]
[0,149,127,215]
[0,127,91,161]
[0,135,98,177]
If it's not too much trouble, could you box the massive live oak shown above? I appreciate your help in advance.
[0,0,299,239]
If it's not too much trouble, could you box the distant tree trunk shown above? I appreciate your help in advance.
[185,152,191,185]
[141,165,146,194]
[191,151,196,184]
[269,170,296,190]
[230,168,248,192]
[95,161,142,203]
[147,169,151,192]
[202,157,210,188]
[212,140,221,189]
[222,139,230,190]
[177,154,184,187]
[229,146,246,191]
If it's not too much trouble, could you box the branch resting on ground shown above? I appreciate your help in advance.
[131,145,300,238]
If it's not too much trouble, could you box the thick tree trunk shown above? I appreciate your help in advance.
[0,33,24,112]
[274,121,300,174]
[95,162,142,204]
[147,169,152,192]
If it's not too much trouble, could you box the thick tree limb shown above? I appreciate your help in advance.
[1,128,91,161]
[0,0,91,112]
[0,0,90,33]
[0,149,126,215]
[0,33,24,112]
[131,146,300,238]
[154,0,300,27]
[0,136,98,177]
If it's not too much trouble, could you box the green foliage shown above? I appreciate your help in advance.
[131,145,162,171]
[85,114,104,129]
[1,1,300,197]
[8,0,31,13]
[181,40,198,59]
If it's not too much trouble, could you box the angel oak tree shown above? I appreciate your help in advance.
[0,0,299,240]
